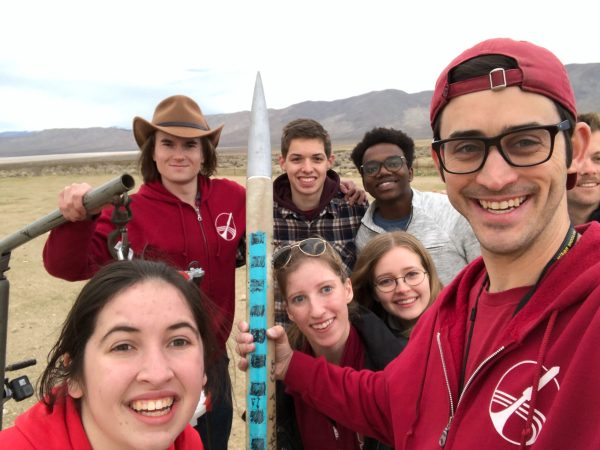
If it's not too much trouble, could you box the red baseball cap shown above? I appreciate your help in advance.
[430,38,577,128]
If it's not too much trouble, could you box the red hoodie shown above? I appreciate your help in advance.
[0,395,203,449]
[43,175,246,348]
[284,222,600,449]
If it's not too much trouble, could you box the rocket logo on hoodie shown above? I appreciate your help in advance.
[215,212,237,241]
[489,361,560,446]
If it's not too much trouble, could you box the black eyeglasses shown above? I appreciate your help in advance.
[360,155,407,176]
[273,238,328,270]
[431,120,571,175]
[374,270,428,293]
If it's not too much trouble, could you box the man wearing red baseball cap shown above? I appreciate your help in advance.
[236,38,600,449]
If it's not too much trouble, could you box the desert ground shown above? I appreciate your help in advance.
[0,157,443,446]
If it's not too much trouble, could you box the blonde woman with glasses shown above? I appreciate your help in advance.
[352,231,444,343]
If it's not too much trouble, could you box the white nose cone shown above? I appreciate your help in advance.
[247,72,272,178]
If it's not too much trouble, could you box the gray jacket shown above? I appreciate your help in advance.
[355,189,480,285]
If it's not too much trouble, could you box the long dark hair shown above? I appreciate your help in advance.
[39,259,219,410]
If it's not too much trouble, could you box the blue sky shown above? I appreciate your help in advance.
[1,0,598,132]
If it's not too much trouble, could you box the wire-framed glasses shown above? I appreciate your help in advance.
[374,270,428,293]
[431,120,571,175]
[273,237,328,270]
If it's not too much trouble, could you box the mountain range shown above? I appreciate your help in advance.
[1,63,599,158]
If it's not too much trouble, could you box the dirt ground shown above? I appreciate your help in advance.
[0,172,251,449]
[0,169,443,446]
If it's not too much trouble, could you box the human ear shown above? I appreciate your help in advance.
[345,279,354,305]
[286,306,295,322]
[68,379,84,399]
[278,155,286,172]
[327,154,335,169]
[568,122,592,174]
[62,353,84,399]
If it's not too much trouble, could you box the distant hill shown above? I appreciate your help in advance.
[0,127,136,157]
[1,63,599,158]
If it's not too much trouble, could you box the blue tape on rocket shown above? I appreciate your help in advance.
[248,231,268,450]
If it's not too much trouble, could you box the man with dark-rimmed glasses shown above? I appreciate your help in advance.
[236,38,600,449]
[351,127,480,285]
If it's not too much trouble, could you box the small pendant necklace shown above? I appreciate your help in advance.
[402,206,413,231]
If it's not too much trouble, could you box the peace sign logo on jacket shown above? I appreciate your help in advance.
[215,212,237,241]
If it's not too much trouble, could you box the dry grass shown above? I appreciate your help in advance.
[0,167,444,445]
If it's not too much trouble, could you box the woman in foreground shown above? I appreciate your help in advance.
[0,259,217,450]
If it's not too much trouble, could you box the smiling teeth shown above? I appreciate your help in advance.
[394,298,416,305]
[130,397,174,414]
[312,318,334,330]
[479,196,526,211]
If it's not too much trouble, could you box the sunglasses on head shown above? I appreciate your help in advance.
[273,238,328,270]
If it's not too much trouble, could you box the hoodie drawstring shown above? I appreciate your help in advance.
[519,310,558,449]
[176,203,189,260]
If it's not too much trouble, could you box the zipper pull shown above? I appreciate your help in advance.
[332,423,340,441]
[193,205,202,222]
[438,417,453,447]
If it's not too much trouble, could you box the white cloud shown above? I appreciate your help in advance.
[1,0,599,131]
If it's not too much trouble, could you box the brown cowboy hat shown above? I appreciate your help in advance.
[132,95,224,149]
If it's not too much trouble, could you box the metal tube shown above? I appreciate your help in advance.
[0,173,135,429]
[0,261,9,428]
[246,72,276,450]
[0,173,135,255]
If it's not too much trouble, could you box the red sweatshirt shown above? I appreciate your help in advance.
[43,176,246,348]
[0,395,203,449]
[284,222,600,449]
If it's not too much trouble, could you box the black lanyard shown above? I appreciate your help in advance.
[458,225,578,394]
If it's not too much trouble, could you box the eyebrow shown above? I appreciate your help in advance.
[448,122,542,139]
[286,278,338,297]
[159,137,199,145]
[288,152,326,157]
[100,321,199,343]
[377,266,422,275]
[364,154,403,162]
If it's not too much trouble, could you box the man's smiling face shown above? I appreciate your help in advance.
[568,130,600,211]
[435,87,571,257]
[279,138,333,201]
[360,143,413,204]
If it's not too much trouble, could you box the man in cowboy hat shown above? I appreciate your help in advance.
[43,95,245,450]
[236,38,600,449]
